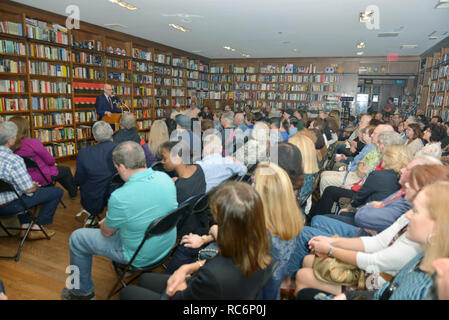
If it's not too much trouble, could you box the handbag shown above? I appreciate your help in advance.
[312,235,366,290]
[312,254,366,290]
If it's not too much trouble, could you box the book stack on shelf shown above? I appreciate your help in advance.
[154,52,172,119]
[172,56,186,108]
[422,47,449,117]
[132,45,154,132]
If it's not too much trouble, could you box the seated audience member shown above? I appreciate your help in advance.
[254,162,304,300]
[172,114,201,160]
[292,110,307,131]
[212,110,224,135]
[233,112,247,132]
[224,104,232,112]
[235,121,270,166]
[142,120,169,167]
[170,104,183,120]
[405,123,424,157]
[220,111,236,156]
[165,118,178,137]
[287,116,299,138]
[382,97,396,115]
[334,125,375,168]
[198,106,213,120]
[309,144,411,222]
[160,140,206,204]
[244,105,252,115]
[431,115,443,125]
[9,116,77,199]
[196,135,246,192]
[326,117,339,147]
[416,123,447,159]
[62,141,178,300]
[269,117,289,144]
[74,121,117,220]
[397,121,407,142]
[296,208,422,296]
[244,112,255,130]
[328,180,449,300]
[296,125,327,163]
[429,258,449,300]
[112,113,141,145]
[319,124,394,195]
[183,101,201,119]
[272,142,305,195]
[200,119,214,134]
[288,134,319,205]
[119,181,273,300]
[0,121,63,240]
[285,159,444,281]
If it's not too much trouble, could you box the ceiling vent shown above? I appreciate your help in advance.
[435,0,449,9]
[400,44,418,49]
[377,32,399,37]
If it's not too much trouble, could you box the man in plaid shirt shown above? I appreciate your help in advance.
[0,121,63,240]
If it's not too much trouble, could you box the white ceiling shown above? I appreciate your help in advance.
[11,0,449,59]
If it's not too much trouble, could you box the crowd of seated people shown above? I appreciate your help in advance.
[2,103,449,301]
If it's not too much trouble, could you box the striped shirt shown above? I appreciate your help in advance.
[0,146,34,205]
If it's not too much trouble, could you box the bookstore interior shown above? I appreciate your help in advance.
[1,0,449,303]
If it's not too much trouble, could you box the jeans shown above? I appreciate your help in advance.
[286,215,370,276]
[0,186,63,225]
[69,228,128,295]
[52,166,77,198]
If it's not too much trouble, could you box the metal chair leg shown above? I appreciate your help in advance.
[14,223,34,262]
[0,221,13,237]
[60,200,67,209]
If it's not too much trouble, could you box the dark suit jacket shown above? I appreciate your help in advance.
[351,169,400,208]
[112,128,141,145]
[96,94,121,120]
[172,254,273,300]
[74,141,117,215]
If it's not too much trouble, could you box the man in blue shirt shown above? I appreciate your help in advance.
[62,141,178,300]
[196,134,246,192]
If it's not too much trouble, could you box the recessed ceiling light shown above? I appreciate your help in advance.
[400,44,418,49]
[292,49,299,52]
[241,53,250,58]
[223,46,231,50]
[357,42,366,49]
[435,0,449,9]
[104,23,128,29]
[191,50,203,53]
[359,11,374,23]
[356,51,364,56]
[169,24,190,32]
[231,48,236,52]
[108,0,138,10]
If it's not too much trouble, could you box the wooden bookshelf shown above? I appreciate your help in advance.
[419,46,449,120]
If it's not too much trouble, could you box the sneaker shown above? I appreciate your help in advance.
[61,288,96,300]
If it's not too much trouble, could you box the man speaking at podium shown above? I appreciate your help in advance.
[95,84,122,120]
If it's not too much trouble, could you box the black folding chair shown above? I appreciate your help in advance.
[107,202,192,299]
[21,156,66,209]
[238,162,258,183]
[256,260,280,300]
[0,179,50,262]
[150,161,165,172]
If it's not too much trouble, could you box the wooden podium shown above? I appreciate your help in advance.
[102,113,122,131]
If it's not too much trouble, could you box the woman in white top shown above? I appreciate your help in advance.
[294,164,449,296]
[416,123,446,160]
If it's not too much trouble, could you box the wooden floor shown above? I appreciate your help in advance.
[0,160,122,300]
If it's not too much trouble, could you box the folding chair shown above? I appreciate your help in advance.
[238,162,258,183]
[107,202,192,299]
[256,261,280,300]
[0,179,50,262]
[21,156,66,209]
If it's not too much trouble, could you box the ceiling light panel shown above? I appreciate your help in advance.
[169,24,190,32]
[108,0,138,10]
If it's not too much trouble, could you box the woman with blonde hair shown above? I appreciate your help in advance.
[296,165,449,299]
[309,144,411,220]
[254,162,304,299]
[142,120,169,167]
[288,134,319,205]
